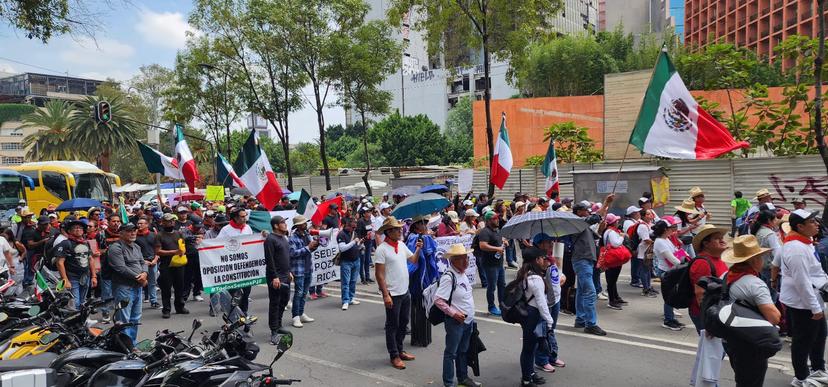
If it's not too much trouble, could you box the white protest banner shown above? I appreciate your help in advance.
[270,210,297,229]
[458,169,474,193]
[309,230,340,286]
[198,234,266,294]
[434,234,477,284]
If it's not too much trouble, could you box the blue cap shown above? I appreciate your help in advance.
[532,233,554,245]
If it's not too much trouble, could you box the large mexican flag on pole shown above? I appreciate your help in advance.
[629,50,749,159]
[233,130,283,210]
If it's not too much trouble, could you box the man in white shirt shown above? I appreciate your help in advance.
[780,209,828,386]
[374,216,422,370]
[373,203,392,246]
[216,208,255,316]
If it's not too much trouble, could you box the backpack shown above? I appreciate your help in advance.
[40,234,61,271]
[500,277,535,324]
[661,256,715,309]
[422,271,456,326]
[625,222,644,255]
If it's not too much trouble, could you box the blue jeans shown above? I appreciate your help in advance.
[113,284,142,344]
[638,259,652,291]
[573,259,597,327]
[360,241,373,281]
[630,256,641,285]
[520,306,541,380]
[145,264,158,304]
[535,302,560,366]
[505,242,516,265]
[592,262,603,294]
[68,274,90,310]
[475,255,487,287]
[443,318,472,386]
[23,252,33,286]
[292,274,311,317]
[340,259,360,305]
[483,265,505,310]
[654,267,675,322]
[100,278,113,314]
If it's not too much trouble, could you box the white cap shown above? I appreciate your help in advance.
[626,205,642,215]
[379,202,392,210]
[463,199,474,206]
[639,197,650,203]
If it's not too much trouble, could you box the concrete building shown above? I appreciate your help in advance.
[599,0,675,36]
[0,72,104,166]
[685,0,828,65]
[366,0,597,129]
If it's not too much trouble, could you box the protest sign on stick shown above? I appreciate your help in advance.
[310,230,341,286]
[434,234,478,284]
[198,234,266,294]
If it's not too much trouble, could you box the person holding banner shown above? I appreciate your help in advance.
[218,208,254,315]
[264,215,293,342]
[375,216,423,370]
[288,215,319,328]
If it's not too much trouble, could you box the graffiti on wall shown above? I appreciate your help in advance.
[769,175,828,207]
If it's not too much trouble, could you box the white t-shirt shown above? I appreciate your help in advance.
[435,267,475,324]
[217,223,253,238]
[374,241,413,297]
[653,238,680,271]
[622,219,637,233]
[459,222,477,234]
[636,223,652,259]
[372,215,386,243]
[0,237,12,270]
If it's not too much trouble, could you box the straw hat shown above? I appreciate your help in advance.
[689,186,704,198]
[692,224,729,252]
[444,243,473,258]
[755,188,771,200]
[722,235,771,264]
[675,199,701,215]
[377,216,404,233]
[291,215,308,228]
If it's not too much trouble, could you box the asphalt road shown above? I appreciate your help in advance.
[128,268,797,387]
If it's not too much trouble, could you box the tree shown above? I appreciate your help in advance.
[388,0,563,196]
[328,19,402,195]
[444,96,473,164]
[69,94,140,172]
[21,100,85,161]
[0,0,105,42]
[543,122,601,164]
[370,112,447,166]
[290,142,322,176]
[816,0,828,175]
[130,65,174,126]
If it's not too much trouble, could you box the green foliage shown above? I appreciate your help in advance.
[543,122,602,163]
[446,96,473,136]
[0,104,35,125]
[21,100,84,161]
[370,112,447,167]
[0,0,71,42]
[290,143,322,176]
[524,155,545,167]
[69,94,140,172]
[444,96,474,164]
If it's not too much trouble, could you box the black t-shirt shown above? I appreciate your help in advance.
[54,239,91,276]
[336,232,359,262]
[135,232,157,260]
[323,214,340,230]
[355,218,372,239]
[21,226,46,256]
[478,226,503,267]
[155,231,183,267]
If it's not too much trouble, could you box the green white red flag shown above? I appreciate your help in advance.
[489,113,512,189]
[296,189,318,221]
[541,140,559,199]
[233,130,282,210]
[629,50,748,159]
[174,124,200,192]
[137,142,184,179]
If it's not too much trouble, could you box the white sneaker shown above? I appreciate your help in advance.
[809,370,828,384]
[792,377,805,387]
[300,313,315,323]
[598,292,608,301]
[342,303,349,310]
[673,309,683,317]
[194,295,204,302]
[350,299,360,305]
[292,316,303,328]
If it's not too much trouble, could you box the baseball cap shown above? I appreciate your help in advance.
[605,213,620,225]
[463,199,474,206]
[789,209,820,231]
[176,206,189,213]
[271,215,286,226]
[639,197,650,204]
[626,205,642,215]
[379,202,392,210]
[37,215,50,225]
[483,211,498,220]
[120,223,137,232]
[792,197,805,204]
[190,216,204,227]
[162,213,177,221]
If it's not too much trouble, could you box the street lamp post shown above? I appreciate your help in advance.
[198,63,232,157]
[126,85,162,199]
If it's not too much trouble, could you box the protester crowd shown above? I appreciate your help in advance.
[2,186,828,387]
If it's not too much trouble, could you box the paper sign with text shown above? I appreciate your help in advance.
[198,234,266,294]
[434,234,478,285]
[205,185,225,201]
[309,230,341,286]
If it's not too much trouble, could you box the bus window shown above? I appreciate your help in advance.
[0,175,23,210]
[73,173,111,202]
[42,172,70,201]
[18,171,40,187]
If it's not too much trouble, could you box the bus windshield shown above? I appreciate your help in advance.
[0,175,24,210]
[73,173,112,201]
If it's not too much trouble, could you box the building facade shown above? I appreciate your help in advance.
[599,0,676,37]
[685,0,828,64]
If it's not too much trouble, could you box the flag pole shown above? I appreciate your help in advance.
[611,143,632,194]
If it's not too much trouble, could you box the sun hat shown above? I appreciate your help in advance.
[377,216,404,233]
[626,205,642,215]
[412,214,430,223]
[464,209,479,218]
[444,243,473,258]
[675,199,701,215]
[722,235,771,264]
[605,213,620,225]
[291,215,309,228]
[692,224,729,252]
[754,188,772,200]
[781,213,791,234]
[20,208,34,217]
[689,186,705,198]
[447,211,460,223]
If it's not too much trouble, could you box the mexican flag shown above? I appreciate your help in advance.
[174,124,200,193]
[296,189,318,220]
[216,153,244,188]
[233,130,282,210]
[489,113,512,189]
[629,50,749,159]
[34,271,50,301]
[311,196,344,226]
[137,142,183,179]
[119,196,129,225]
[541,140,559,199]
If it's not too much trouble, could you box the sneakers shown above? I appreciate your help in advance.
[342,303,349,310]
[630,282,644,288]
[673,309,683,317]
[488,307,502,316]
[598,291,608,300]
[292,316,303,328]
[457,377,482,387]
[270,333,281,345]
[149,303,160,309]
[194,295,204,302]
[642,289,658,298]
[662,320,683,331]
[531,373,546,385]
[615,298,629,305]
[366,278,375,283]
[319,291,330,298]
[534,363,556,373]
[584,325,607,336]
[808,370,828,384]
[507,262,518,269]
[176,308,190,315]
[607,302,623,310]
[162,310,171,319]
[300,313,315,323]
[573,322,585,329]
[309,294,319,301]
[350,299,361,305]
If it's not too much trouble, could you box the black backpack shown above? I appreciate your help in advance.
[500,278,535,324]
[661,256,715,309]
[40,234,61,271]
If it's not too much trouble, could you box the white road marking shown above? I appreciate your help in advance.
[286,351,416,387]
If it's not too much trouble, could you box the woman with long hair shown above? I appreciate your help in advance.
[751,210,781,287]
[652,217,684,331]
[406,215,439,347]
[516,247,555,387]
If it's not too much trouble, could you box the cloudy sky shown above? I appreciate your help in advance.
[0,0,343,144]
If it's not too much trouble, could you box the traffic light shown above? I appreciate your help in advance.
[95,101,112,123]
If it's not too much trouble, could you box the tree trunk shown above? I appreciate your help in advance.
[313,83,331,190]
[816,0,828,175]
[360,109,372,196]
[98,151,111,172]
[283,109,294,191]
[482,37,495,197]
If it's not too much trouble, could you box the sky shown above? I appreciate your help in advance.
[0,0,343,144]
